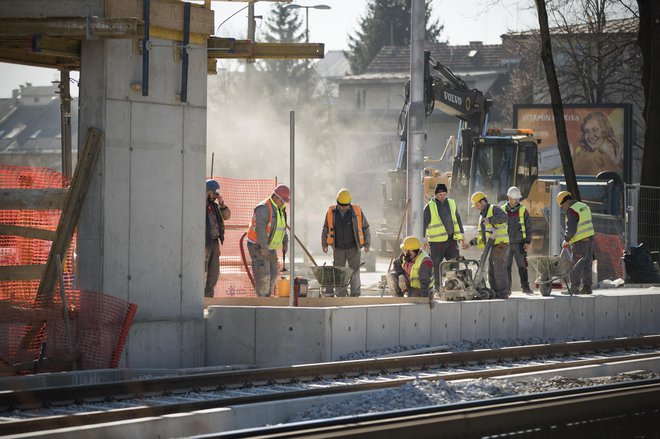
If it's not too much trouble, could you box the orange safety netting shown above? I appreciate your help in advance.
[0,165,136,373]
[209,176,286,297]
[594,233,624,281]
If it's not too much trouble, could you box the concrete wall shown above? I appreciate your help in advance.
[206,290,660,367]
[77,32,207,368]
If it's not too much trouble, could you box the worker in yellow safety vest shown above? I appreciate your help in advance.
[246,184,290,297]
[321,188,371,297]
[557,191,596,294]
[386,236,434,297]
[505,186,533,294]
[423,183,465,291]
[463,191,511,298]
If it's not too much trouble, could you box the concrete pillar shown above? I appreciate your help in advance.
[77,34,207,368]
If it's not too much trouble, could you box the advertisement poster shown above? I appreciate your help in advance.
[513,104,631,183]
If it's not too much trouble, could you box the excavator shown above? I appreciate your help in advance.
[377,50,540,252]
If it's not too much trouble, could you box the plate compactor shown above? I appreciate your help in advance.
[438,240,495,301]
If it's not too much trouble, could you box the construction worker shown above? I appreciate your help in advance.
[247,184,290,297]
[321,188,371,297]
[205,179,231,298]
[463,191,510,298]
[386,236,433,297]
[505,186,533,294]
[423,183,464,290]
[557,191,596,294]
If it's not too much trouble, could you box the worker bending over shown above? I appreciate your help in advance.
[386,236,433,297]
[246,184,290,297]
[557,191,595,294]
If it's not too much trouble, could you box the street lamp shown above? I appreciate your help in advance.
[285,4,331,43]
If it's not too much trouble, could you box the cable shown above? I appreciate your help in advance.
[216,1,260,33]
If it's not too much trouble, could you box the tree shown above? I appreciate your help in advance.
[347,0,443,74]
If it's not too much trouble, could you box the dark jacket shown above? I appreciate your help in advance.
[206,200,228,244]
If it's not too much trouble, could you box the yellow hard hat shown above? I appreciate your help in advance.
[400,236,422,251]
[556,191,572,206]
[337,188,351,205]
[471,191,487,206]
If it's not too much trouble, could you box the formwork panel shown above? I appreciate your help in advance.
[400,304,431,346]
[640,293,660,334]
[106,40,134,101]
[181,318,206,368]
[543,298,571,340]
[366,305,401,351]
[255,307,331,367]
[186,43,209,108]
[516,298,544,339]
[489,300,517,340]
[594,296,619,338]
[102,99,131,301]
[430,301,461,345]
[206,307,256,366]
[617,295,641,336]
[148,39,182,106]
[330,307,367,360]
[460,301,490,342]
[568,296,595,340]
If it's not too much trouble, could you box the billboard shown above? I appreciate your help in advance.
[513,104,632,183]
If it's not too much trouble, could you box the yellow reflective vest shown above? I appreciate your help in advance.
[426,199,463,242]
[401,249,433,289]
[568,201,595,244]
[478,205,509,247]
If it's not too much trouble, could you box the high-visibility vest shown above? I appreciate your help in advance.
[325,204,365,247]
[568,201,595,244]
[426,198,463,242]
[402,250,434,289]
[478,205,509,247]
[247,197,287,250]
[506,204,527,240]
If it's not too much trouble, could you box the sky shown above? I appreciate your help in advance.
[0,0,538,98]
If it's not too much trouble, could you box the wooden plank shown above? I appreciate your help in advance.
[0,48,80,69]
[34,36,81,58]
[106,0,213,36]
[0,188,68,210]
[208,38,325,60]
[36,128,104,302]
[0,224,55,241]
[0,17,143,38]
[0,265,46,281]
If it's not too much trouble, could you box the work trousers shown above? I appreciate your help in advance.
[507,242,530,290]
[488,243,510,298]
[328,247,362,297]
[205,239,221,298]
[385,272,423,297]
[570,237,595,289]
[247,242,279,297]
[429,240,460,289]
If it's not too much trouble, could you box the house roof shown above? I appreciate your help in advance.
[504,17,638,38]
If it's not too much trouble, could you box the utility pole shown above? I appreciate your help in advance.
[58,69,72,180]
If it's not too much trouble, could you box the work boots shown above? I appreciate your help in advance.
[519,268,533,294]
[579,285,593,295]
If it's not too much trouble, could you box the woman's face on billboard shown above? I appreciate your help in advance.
[583,118,603,149]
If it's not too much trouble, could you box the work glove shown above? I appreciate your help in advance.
[562,241,570,249]
[469,237,478,247]
[322,245,328,254]
[398,275,408,292]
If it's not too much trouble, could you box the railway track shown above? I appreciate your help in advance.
[2,335,660,436]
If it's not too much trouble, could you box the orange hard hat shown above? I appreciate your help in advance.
[273,184,290,203]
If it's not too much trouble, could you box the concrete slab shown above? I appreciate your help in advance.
[617,295,641,336]
[400,304,431,346]
[567,296,595,339]
[460,301,490,342]
[516,298,545,339]
[594,296,619,338]
[543,297,571,340]
[126,319,204,369]
[330,307,367,360]
[430,301,461,345]
[489,299,517,341]
[105,40,133,101]
[206,307,256,366]
[640,293,660,334]
[366,305,401,350]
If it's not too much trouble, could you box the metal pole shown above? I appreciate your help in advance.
[59,69,72,180]
[289,110,296,306]
[626,184,639,250]
[406,0,425,237]
[305,7,309,43]
[549,182,561,256]
[247,1,256,41]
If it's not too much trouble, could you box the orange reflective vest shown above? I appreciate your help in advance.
[325,204,365,247]
[247,197,286,249]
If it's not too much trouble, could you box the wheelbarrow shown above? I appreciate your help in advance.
[310,265,357,297]
[528,249,576,296]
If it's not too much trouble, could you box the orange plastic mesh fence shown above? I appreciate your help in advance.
[594,233,624,281]
[209,176,287,297]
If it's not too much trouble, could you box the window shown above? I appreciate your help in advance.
[29,129,42,139]
[355,88,366,110]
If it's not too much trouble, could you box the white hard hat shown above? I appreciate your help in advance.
[507,186,522,200]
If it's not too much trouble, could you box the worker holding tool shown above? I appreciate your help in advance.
[321,188,371,297]
[504,186,533,294]
[423,183,464,291]
[386,236,433,297]
[247,184,290,297]
[205,179,231,298]
[557,191,596,295]
[463,191,510,299]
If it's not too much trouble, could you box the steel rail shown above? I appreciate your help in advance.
[2,351,660,436]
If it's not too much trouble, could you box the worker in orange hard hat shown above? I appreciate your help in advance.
[246,184,290,297]
[464,191,511,298]
[557,191,595,295]
[386,236,433,297]
[321,188,371,297]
